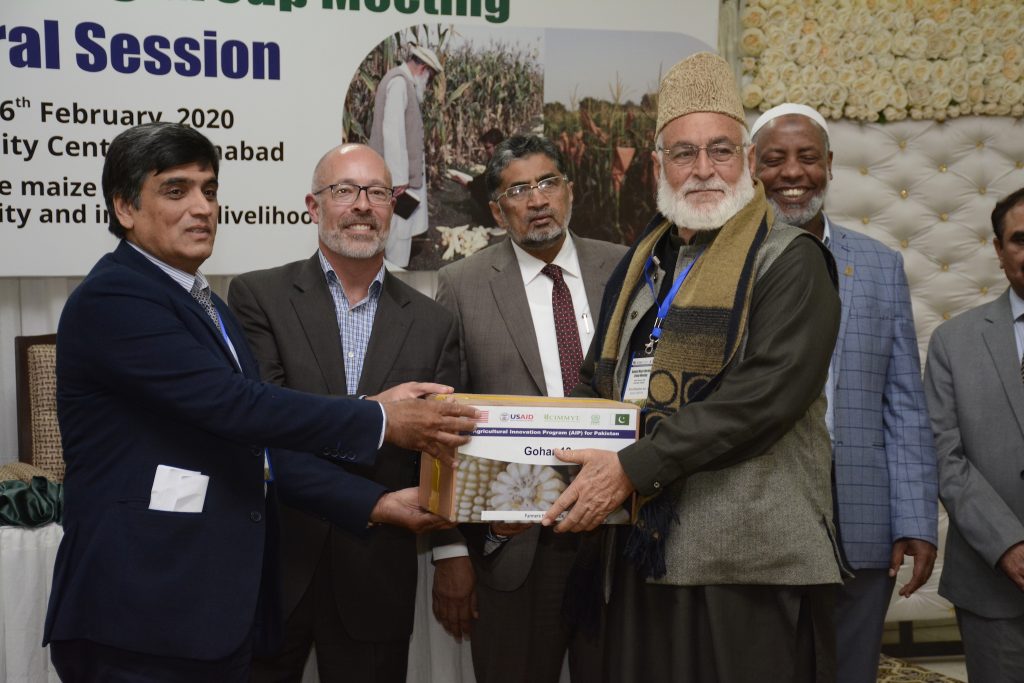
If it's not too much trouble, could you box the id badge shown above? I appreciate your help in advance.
[622,355,654,405]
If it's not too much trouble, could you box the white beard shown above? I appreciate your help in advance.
[412,72,429,103]
[766,189,826,229]
[657,165,756,231]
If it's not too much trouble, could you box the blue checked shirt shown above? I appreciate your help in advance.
[318,250,384,394]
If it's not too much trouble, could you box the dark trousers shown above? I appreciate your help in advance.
[606,554,837,683]
[835,568,895,683]
[50,636,253,683]
[471,528,604,683]
[251,544,409,683]
[956,605,1024,683]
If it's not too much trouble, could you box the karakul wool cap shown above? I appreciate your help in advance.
[656,52,745,135]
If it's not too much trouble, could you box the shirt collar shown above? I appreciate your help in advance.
[822,214,832,247]
[126,240,208,293]
[510,233,580,283]
[317,249,385,298]
[1009,286,1024,323]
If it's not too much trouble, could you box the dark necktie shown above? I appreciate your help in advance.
[190,280,223,333]
[541,263,583,395]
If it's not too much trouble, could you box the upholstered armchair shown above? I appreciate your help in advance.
[14,334,64,481]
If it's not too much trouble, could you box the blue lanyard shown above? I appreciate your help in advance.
[642,249,701,355]
[213,309,243,370]
[213,309,232,349]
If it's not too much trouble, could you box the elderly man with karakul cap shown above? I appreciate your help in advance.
[542,52,848,682]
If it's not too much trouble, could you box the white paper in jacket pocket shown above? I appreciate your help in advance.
[149,465,209,513]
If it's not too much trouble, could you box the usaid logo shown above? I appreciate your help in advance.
[500,412,534,422]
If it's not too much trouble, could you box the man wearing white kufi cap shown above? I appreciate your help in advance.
[542,52,846,681]
[369,44,442,268]
[752,102,939,683]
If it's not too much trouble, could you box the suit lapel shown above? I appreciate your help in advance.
[213,293,257,377]
[193,292,241,374]
[358,272,413,395]
[981,292,1024,439]
[114,242,244,373]
[490,240,546,394]
[575,236,615,318]
[290,255,348,394]
[829,225,854,378]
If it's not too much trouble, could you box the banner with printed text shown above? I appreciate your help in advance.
[1,0,716,275]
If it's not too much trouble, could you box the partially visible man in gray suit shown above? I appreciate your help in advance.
[435,134,626,683]
[924,186,1024,683]
[229,143,463,682]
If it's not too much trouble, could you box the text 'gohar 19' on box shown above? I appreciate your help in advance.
[419,394,639,523]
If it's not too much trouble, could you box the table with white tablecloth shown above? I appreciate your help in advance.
[2,526,573,683]
[0,524,63,683]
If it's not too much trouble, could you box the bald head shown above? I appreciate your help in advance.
[312,143,392,192]
[307,143,394,262]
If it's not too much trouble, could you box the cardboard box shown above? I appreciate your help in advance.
[419,394,639,523]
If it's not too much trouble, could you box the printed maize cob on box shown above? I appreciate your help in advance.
[419,394,639,523]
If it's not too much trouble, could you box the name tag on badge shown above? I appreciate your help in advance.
[622,355,654,404]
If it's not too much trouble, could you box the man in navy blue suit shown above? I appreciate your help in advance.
[752,104,938,683]
[42,122,477,682]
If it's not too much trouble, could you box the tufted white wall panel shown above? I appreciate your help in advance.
[824,115,1024,359]
[810,114,1024,624]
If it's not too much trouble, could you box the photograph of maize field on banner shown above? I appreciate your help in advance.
[344,24,709,270]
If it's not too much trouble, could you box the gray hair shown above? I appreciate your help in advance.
[484,135,567,199]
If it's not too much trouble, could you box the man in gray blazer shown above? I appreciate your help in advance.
[435,134,626,683]
[229,143,462,682]
[924,186,1024,683]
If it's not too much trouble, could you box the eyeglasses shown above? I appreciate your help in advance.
[656,143,745,167]
[495,175,569,203]
[313,183,394,206]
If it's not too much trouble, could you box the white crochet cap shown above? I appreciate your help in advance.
[408,45,443,74]
[750,103,829,140]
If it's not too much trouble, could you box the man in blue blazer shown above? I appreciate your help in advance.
[752,104,938,683]
[42,122,477,682]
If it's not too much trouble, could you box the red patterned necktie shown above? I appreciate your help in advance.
[541,263,583,395]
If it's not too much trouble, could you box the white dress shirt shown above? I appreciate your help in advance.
[1009,286,1024,361]
[510,234,594,397]
[820,218,836,444]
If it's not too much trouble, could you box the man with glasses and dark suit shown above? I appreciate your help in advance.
[230,143,465,682]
